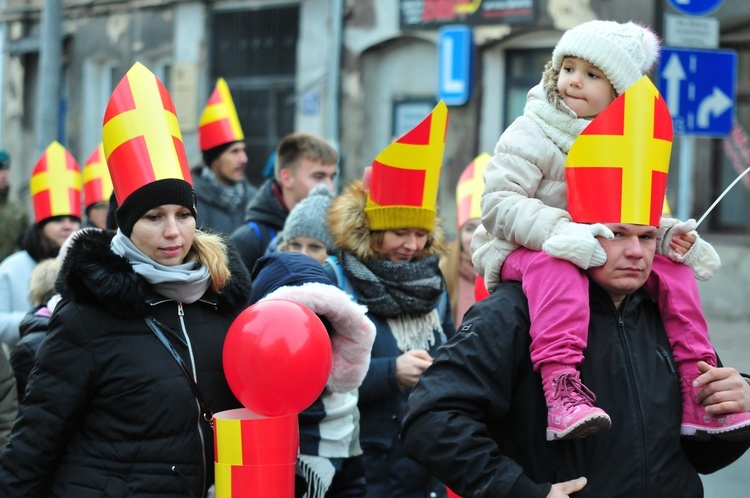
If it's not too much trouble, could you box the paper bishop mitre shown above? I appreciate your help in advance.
[565,76,673,227]
[365,100,449,232]
[102,62,192,205]
[198,78,244,151]
[29,141,82,224]
[456,152,489,229]
[82,143,114,208]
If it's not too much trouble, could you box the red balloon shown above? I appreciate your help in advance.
[223,299,332,416]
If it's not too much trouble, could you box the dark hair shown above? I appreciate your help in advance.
[22,217,79,262]
[202,141,236,167]
[106,192,119,231]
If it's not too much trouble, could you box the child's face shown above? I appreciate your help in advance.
[557,56,616,118]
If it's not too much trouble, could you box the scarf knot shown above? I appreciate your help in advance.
[332,249,447,352]
[201,166,248,209]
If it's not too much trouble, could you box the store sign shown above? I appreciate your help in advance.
[399,0,534,30]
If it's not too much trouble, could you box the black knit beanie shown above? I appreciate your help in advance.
[202,141,236,167]
[115,178,197,237]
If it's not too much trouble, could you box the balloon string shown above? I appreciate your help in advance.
[695,163,750,228]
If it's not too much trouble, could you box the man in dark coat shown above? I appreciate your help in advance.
[402,223,750,497]
[192,78,257,236]
[0,149,29,262]
[230,132,338,273]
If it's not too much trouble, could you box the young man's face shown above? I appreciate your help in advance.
[211,142,248,186]
[281,158,337,209]
[558,56,616,119]
[587,223,657,307]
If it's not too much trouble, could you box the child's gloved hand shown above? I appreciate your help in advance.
[673,232,721,281]
[657,218,721,280]
[657,218,697,256]
[542,222,614,269]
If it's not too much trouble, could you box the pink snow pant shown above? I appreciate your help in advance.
[501,247,715,371]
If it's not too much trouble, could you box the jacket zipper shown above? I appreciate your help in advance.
[614,305,649,496]
[177,302,208,496]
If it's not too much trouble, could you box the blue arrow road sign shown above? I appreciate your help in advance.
[666,0,724,16]
[438,25,473,106]
[658,47,736,137]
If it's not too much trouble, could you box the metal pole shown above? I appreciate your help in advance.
[34,0,62,155]
[676,135,694,221]
[327,0,343,191]
[0,0,7,143]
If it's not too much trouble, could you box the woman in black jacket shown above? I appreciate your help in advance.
[0,62,252,497]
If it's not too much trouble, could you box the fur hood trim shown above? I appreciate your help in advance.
[56,229,252,319]
[260,282,375,393]
[327,181,445,261]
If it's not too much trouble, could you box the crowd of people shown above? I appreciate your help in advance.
[0,18,747,498]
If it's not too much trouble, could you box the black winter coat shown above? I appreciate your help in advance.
[0,229,252,497]
[402,281,750,498]
[11,305,51,400]
[229,179,288,273]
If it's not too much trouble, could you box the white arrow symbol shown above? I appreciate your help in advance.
[662,54,686,117]
[697,87,732,128]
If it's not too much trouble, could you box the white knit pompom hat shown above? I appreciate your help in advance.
[552,20,661,95]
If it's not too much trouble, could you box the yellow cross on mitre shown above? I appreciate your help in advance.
[566,76,673,227]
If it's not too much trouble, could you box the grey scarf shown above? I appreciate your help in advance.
[201,166,247,209]
[332,249,446,352]
[110,231,211,303]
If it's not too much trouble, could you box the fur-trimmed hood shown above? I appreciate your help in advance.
[251,252,375,393]
[56,228,252,319]
[326,180,445,261]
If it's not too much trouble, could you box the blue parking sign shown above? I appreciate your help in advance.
[658,47,736,137]
[438,25,473,106]
[666,0,724,16]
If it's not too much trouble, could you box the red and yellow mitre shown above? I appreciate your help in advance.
[364,100,449,232]
[29,141,82,224]
[198,78,244,151]
[456,152,489,229]
[566,76,672,227]
[102,62,192,205]
[82,143,113,208]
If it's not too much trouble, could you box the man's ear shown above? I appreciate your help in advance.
[279,167,293,189]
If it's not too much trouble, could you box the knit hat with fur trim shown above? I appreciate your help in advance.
[552,20,660,95]
[282,184,334,248]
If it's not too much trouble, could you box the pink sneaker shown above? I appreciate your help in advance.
[544,371,612,441]
[679,363,750,441]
